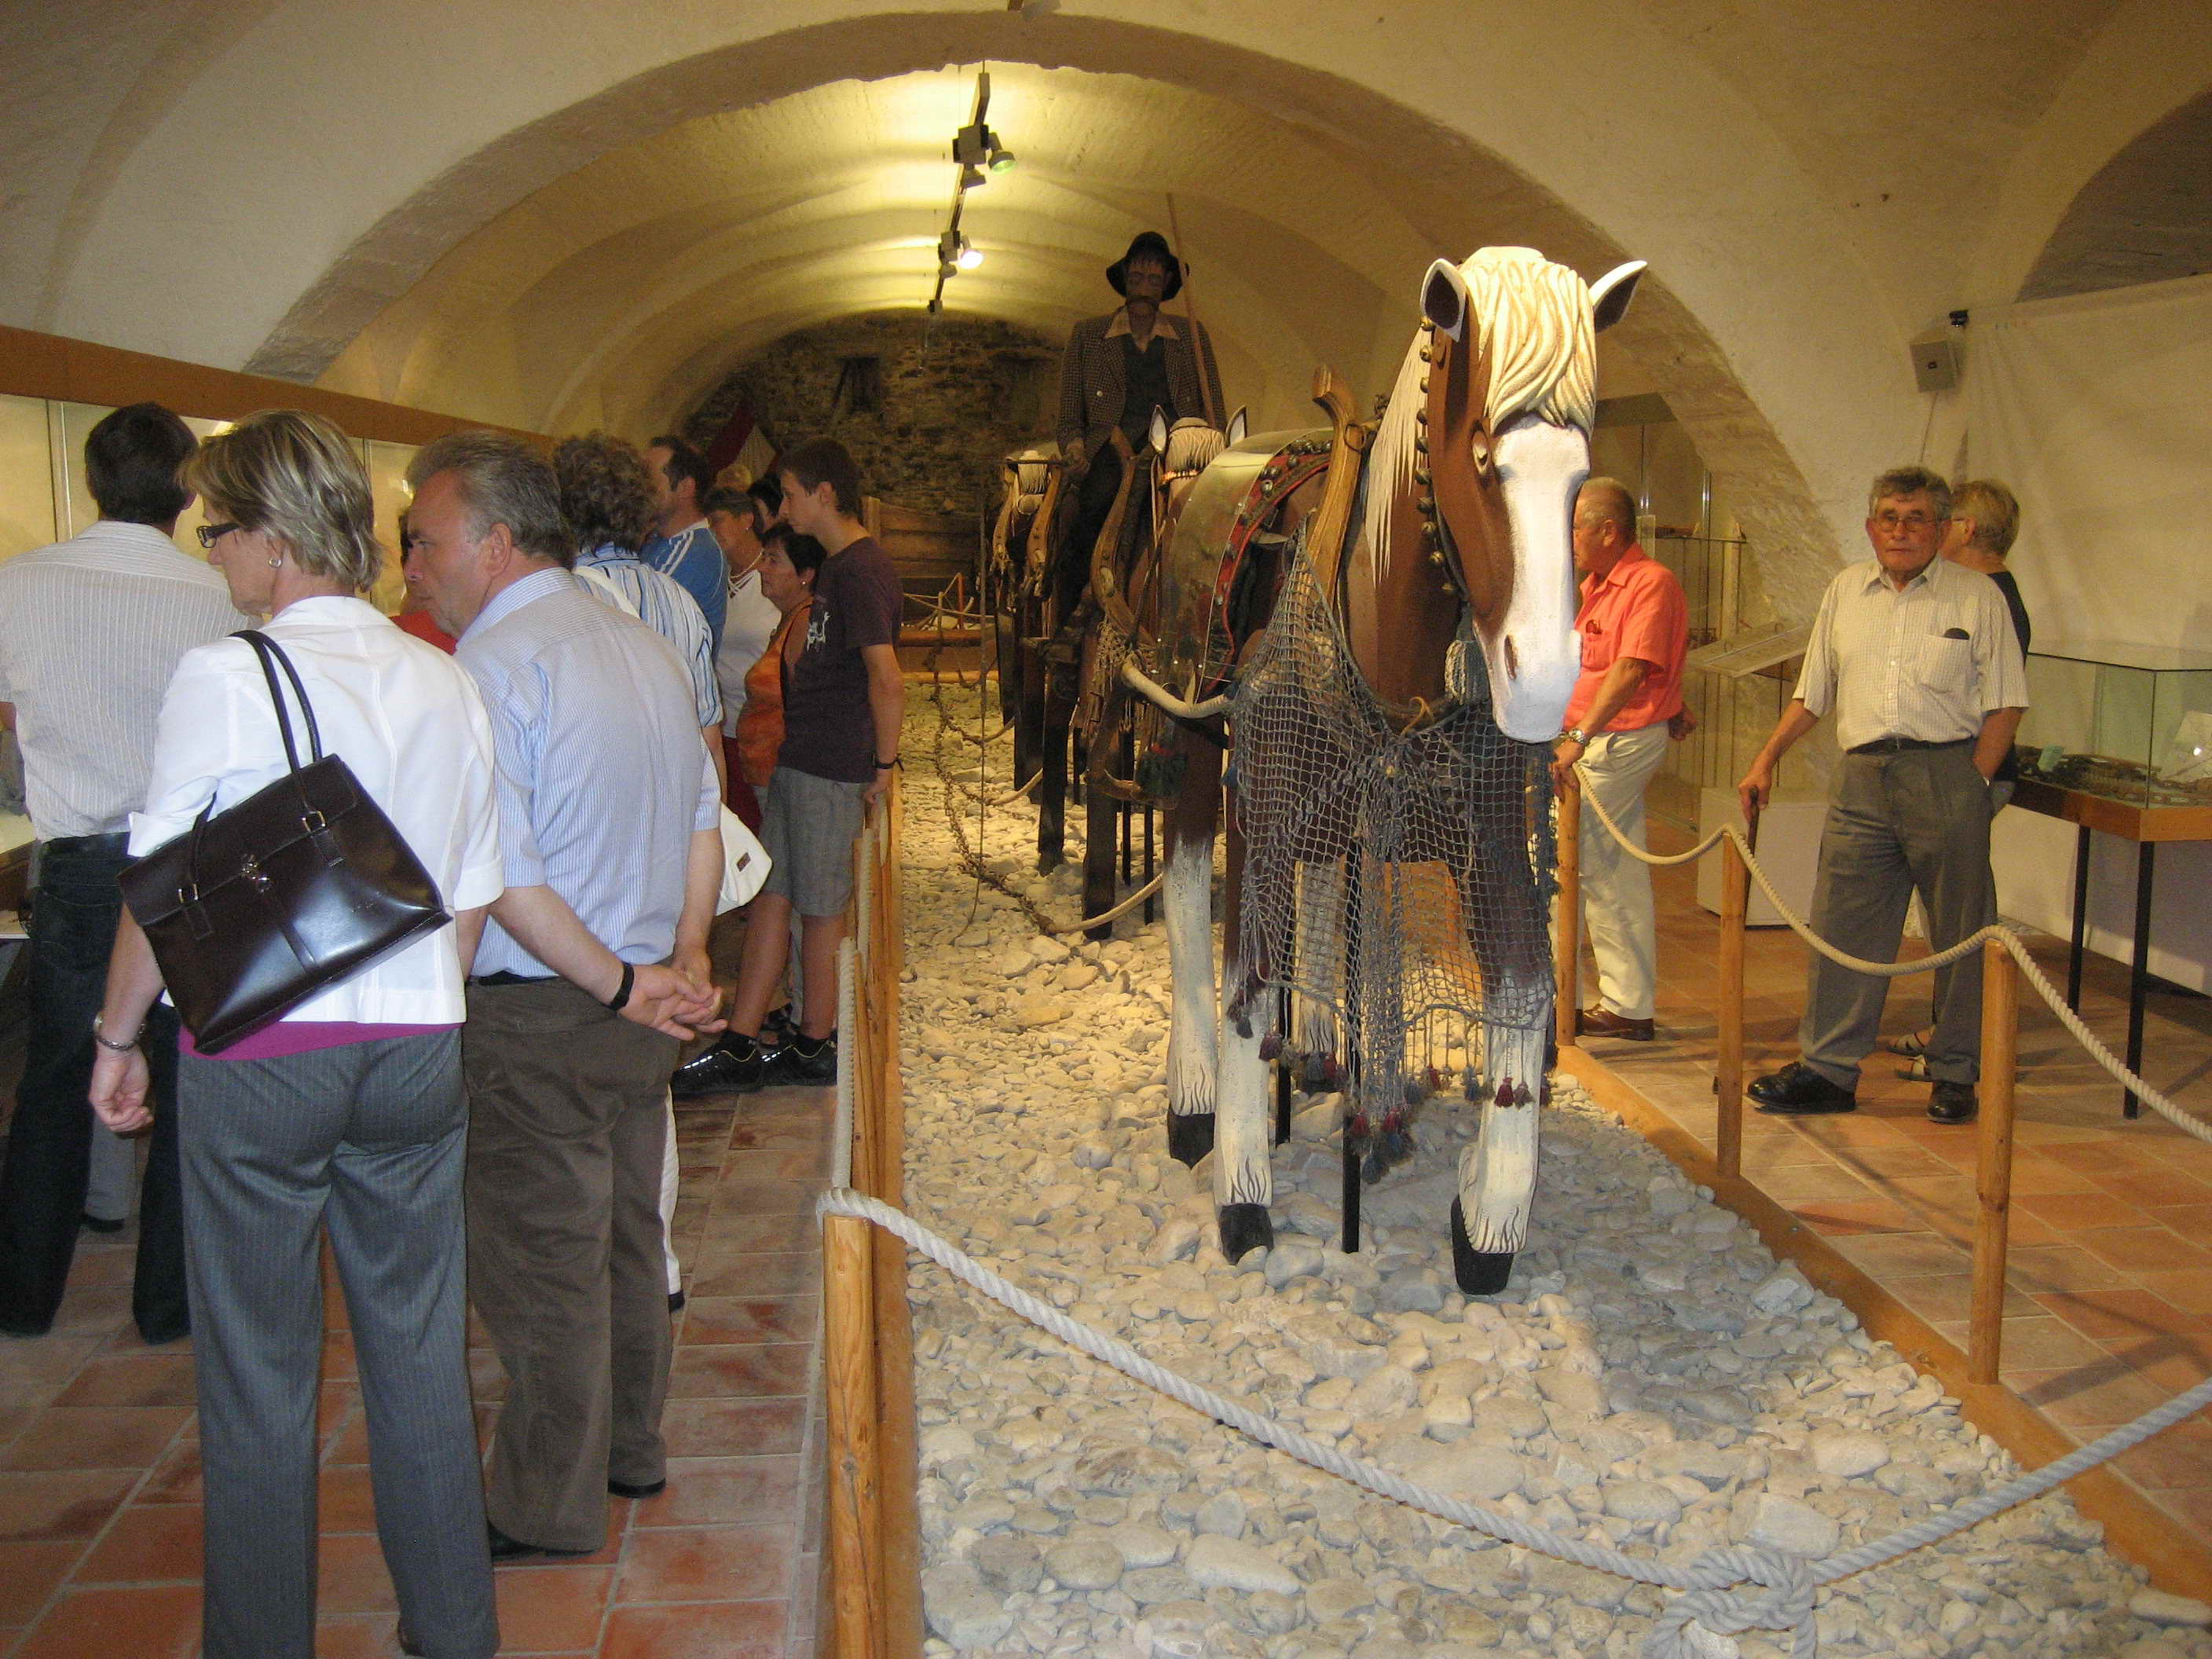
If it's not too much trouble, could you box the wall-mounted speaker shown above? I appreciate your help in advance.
[1911,333,1959,393]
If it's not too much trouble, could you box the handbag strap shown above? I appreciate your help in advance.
[233,630,324,770]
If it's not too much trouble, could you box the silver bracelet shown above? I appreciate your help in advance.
[91,1013,142,1053]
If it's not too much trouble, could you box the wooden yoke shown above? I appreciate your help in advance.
[1304,365,1369,596]
[1089,428,1142,639]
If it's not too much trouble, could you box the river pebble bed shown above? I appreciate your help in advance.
[896,693,2212,1659]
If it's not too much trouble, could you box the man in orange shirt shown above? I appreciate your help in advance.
[1551,478,1690,1041]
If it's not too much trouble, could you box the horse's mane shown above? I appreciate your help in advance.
[1364,247,1597,590]
[1163,417,1225,478]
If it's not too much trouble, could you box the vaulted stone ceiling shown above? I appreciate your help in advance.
[2,0,2208,604]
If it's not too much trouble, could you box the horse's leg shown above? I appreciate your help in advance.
[1214,772,1274,1262]
[1291,859,1345,1090]
[1450,821,1553,1295]
[1014,626,1043,793]
[1037,646,1071,872]
[1082,705,1119,941]
[1163,727,1221,1167]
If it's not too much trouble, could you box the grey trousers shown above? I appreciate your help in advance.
[178,1031,496,1659]
[463,980,676,1553]
[1800,741,1995,1089]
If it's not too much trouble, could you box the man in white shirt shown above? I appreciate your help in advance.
[1736,467,2028,1126]
[0,403,243,1342]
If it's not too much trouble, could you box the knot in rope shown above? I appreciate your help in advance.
[1643,1547,1818,1659]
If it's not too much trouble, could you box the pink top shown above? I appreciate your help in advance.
[183,1022,455,1062]
[1563,544,1688,732]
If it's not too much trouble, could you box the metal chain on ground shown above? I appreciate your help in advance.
[825,1186,2212,1657]
[1571,765,2212,1144]
[921,668,1155,939]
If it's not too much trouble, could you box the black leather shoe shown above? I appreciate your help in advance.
[669,1036,765,1099]
[667,1289,686,1313]
[81,1213,126,1235]
[485,1522,591,1563]
[1748,1061,1857,1115]
[397,1621,425,1657]
[760,1031,837,1088]
[1928,1079,1979,1124]
[1577,1007,1656,1042]
[609,1476,667,1500]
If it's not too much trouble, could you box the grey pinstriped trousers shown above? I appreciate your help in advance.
[178,1029,496,1659]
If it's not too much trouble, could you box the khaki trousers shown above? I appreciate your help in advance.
[1571,723,1672,1022]
[1800,742,1995,1089]
[463,980,676,1552]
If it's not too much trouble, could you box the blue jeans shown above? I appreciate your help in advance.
[0,836,187,1340]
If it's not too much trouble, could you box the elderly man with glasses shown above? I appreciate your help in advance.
[1735,467,2028,1126]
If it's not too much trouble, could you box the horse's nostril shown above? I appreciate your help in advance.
[1503,636,1520,679]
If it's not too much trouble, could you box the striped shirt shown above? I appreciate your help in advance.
[456,568,720,978]
[574,544,721,729]
[0,521,243,837]
[1793,555,2029,753]
[639,521,729,656]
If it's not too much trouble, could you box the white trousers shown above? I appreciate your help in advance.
[1573,723,1671,1022]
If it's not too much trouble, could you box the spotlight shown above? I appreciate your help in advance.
[987,143,1016,174]
[959,163,987,191]
[957,235,983,270]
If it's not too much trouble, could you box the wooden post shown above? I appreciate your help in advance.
[1715,833,1749,1180]
[824,1214,884,1658]
[1555,768,1581,1051]
[1969,935,2021,1384]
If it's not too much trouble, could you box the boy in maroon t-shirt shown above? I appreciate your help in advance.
[672,438,903,1094]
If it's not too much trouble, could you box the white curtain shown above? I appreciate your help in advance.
[1968,273,2212,993]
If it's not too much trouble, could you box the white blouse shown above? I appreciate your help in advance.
[129,595,505,1027]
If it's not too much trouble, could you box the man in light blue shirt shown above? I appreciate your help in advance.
[404,430,723,1562]
[641,435,728,657]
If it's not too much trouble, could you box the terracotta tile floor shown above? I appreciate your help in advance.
[0,1079,834,1657]
[1580,817,2212,1557]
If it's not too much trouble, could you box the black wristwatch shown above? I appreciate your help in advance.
[874,756,900,770]
[606,961,635,1012]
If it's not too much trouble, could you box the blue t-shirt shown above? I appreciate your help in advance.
[639,522,729,656]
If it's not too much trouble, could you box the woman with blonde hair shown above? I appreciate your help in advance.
[88,409,503,1659]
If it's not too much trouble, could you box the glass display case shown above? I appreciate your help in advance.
[2016,642,2212,809]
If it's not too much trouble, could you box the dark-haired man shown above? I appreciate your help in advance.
[642,435,728,654]
[0,402,242,1342]
[1056,232,1225,607]
[672,437,901,1095]
[1738,467,2027,1126]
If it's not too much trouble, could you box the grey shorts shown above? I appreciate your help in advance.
[759,769,870,917]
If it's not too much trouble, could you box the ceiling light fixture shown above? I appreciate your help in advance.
[930,65,1013,314]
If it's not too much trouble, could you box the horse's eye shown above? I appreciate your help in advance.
[1470,438,1493,478]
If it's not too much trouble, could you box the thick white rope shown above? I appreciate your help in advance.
[823,1186,2212,1657]
[1046,871,1165,936]
[1569,767,2212,1144]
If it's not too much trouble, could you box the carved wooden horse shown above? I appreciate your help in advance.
[990,449,1065,806]
[1129,246,1644,1291]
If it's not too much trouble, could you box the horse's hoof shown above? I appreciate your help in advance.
[1218,1203,1274,1263]
[1450,1199,1514,1295]
[1361,1144,1390,1185]
[1544,1036,1558,1073]
[1166,1112,1216,1167]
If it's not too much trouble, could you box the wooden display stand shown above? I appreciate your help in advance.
[2009,777,2212,1116]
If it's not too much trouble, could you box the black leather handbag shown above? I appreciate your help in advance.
[118,631,452,1053]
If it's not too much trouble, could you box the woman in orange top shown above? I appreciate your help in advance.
[735,524,824,792]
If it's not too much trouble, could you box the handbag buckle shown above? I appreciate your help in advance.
[240,853,270,893]
[301,808,327,834]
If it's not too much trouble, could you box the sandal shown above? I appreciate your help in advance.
[1898,1055,1930,1082]
[1887,1029,1931,1057]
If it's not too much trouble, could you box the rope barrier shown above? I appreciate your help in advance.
[823,1185,2212,1657]
[1569,764,2212,1144]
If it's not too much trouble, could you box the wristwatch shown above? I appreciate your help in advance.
[1562,727,1589,748]
[91,1012,142,1053]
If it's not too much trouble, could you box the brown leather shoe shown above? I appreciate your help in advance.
[1577,1007,1655,1041]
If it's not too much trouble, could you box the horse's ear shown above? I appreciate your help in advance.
[1226,406,1248,445]
[1421,258,1470,341]
[1148,408,1170,455]
[1590,261,1646,333]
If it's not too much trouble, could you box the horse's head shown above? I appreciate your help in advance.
[1395,247,1643,742]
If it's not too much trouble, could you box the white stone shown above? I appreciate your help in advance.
[1810,1430,1892,1479]
[1104,1523,1178,1568]
[1345,1364,1420,1418]
[2130,1590,2212,1628]
[1071,1133,1115,1170]
[1044,1539,1124,1590]
[1602,1480,1682,1525]
[1185,1536,1299,1596]
[921,1563,1013,1649]
[1305,1578,1374,1621]
[1013,994,1069,1027]
[1741,1492,1841,1558]
[1264,1239,1328,1288]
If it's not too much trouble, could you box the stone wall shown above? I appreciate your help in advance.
[686,312,1063,515]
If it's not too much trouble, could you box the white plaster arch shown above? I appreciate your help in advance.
[1966,0,2212,311]
[31,0,1985,602]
